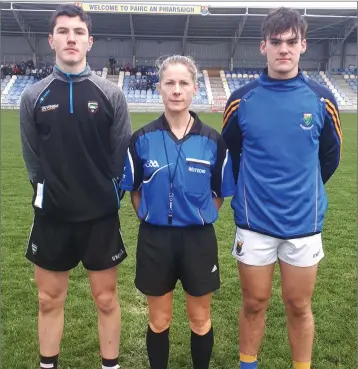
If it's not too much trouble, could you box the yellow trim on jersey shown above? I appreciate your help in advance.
[223,99,240,128]
[325,99,342,135]
[325,99,342,160]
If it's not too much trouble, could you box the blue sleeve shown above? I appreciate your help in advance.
[120,135,143,191]
[211,136,235,198]
[319,96,342,184]
[221,91,242,184]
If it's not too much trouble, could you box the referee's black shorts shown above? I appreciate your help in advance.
[135,221,220,297]
[25,213,127,271]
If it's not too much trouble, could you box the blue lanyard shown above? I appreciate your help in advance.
[162,115,192,225]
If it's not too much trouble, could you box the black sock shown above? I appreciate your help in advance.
[191,327,214,369]
[40,354,58,369]
[146,325,170,369]
[102,357,119,369]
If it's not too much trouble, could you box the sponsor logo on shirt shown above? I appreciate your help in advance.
[144,160,159,168]
[41,104,59,112]
[189,166,206,174]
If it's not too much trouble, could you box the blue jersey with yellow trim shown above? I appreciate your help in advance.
[222,69,342,239]
[121,112,235,227]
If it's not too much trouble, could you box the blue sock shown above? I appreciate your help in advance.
[240,362,258,369]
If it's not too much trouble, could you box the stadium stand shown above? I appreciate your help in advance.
[0,3,356,112]
[2,64,356,110]
[218,68,357,110]
[117,66,210,106]
[1,74,36,106]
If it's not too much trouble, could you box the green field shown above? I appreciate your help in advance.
[1,110,356,369]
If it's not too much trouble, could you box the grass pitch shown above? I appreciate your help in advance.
[1,110,356,368]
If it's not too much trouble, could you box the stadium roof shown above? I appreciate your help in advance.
[1,1,357,49]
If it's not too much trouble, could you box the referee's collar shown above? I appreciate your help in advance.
[160,111,202,135]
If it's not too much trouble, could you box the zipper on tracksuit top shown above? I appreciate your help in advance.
[54,64,89,114]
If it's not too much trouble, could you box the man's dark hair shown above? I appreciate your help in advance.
[50,4,92,35]
[262,7,308,40]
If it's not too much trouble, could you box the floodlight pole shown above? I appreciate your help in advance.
[11,2,38,61]
[129,14,136,66]
[230,8,248,70]
[182,15,190,56]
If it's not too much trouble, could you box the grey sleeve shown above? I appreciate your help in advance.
[109,87,132,178]
[20,87,42,182]
[89,75,132,178]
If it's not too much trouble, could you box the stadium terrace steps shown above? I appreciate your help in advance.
[1,74,36,107]
[209,77,227,100]
[331,75,357,103]
[106,74,119,84]
[202,70,213,104]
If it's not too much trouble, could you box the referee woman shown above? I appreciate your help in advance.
[120,55,235,369]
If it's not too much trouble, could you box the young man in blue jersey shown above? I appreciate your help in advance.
[222,7,342,369]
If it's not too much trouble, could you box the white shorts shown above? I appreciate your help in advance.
[232,227,324,267]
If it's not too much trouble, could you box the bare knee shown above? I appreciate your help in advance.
[93,289,118,315]
[150,313,172,333]
[189,317,211,335]
[283,296,312,318]
[38,290,67,314]
[243,296,270,317]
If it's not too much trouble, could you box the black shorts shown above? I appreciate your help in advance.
[25,213,127,271]
[135,221,220,297]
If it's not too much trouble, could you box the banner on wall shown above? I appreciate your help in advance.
[74,2,210,15]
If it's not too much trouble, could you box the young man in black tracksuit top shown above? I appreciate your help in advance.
[19,5,131,369]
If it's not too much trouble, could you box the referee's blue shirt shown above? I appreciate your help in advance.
[120,112,235,226]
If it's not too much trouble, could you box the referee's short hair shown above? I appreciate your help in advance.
[262,7,308,40]
[50,4,92,35]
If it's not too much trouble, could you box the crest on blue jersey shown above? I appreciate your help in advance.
[300,113,314,130]
[303,113,312,126]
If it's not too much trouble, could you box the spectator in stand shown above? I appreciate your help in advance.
[13,64,21,75]
[109,56,117,75]
[20,61,27,75]
[27,59,35,70]
[135,78,140,90]
[35,69,41,80]
[7,64,13,76]
[141,78,147,91]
